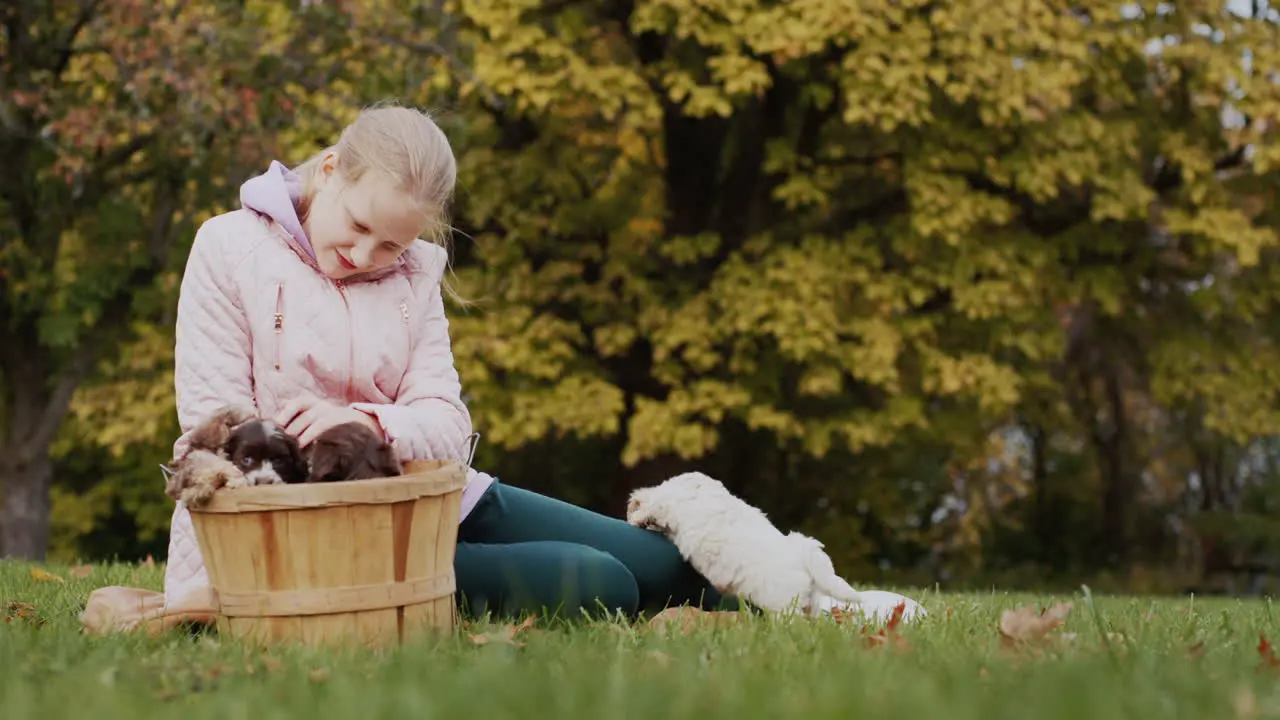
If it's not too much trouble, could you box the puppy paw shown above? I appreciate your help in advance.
[178,450,247,505]
[180,481,219,509]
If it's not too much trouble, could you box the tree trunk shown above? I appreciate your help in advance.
[0,451,54,560]
[1028,422,1056,566]
[0,339,92,560]
[1096,363,1130,568]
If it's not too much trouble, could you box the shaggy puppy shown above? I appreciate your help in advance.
[164,404,256,508]
[224,419,309,486]
[626,472,871,616]
[303,422,403,483]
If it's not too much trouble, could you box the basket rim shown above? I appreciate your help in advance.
[189,459,468,513]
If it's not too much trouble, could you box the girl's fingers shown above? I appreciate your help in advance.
[284,405,320,439]
[275,398,310,427]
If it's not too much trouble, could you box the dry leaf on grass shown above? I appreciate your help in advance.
[258,654,284,674]
[646,650,674,668]
[1257,633,1280,671]
[308,668,331,684]
[469,614,537,647]
[647,607,743,634]
[998,602,1072,647]
[860,602,910,651]
[1234,684,1260,720]
[30,567,65,584]
[68,565,93,580]
[1187,641,1207,660]
[3,601,46,627]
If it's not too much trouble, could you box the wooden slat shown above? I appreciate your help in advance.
[218,573,456,618]
[191,461,467,513]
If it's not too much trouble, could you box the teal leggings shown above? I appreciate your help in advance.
[453,480,735,619]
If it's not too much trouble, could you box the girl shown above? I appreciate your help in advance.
[162,104,730,620]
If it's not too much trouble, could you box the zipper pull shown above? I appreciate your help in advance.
[274,283,284,370]
[400,301,409,324]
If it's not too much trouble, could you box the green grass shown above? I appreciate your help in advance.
[4,560,1280,719]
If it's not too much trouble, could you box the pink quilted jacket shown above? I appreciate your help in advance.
[162,162,493,604]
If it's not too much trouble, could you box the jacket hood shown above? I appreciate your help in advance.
[239,160,316,260]
[238,161,406,284]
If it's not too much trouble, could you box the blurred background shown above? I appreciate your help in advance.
[2,0,1279,596]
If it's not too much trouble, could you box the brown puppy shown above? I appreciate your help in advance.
[164,404,256,507]
[304,422,403,483]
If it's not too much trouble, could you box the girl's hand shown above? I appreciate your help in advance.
[276,398,382,447]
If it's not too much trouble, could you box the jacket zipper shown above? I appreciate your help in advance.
[336,279,353,402]
[273,283,284,371]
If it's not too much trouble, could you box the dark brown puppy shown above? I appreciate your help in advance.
[225,420,309,486]
[304,422,403,483]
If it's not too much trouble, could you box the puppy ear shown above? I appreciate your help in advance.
[307,444,344,483]
[283,433,308,484]
[188,404,255,453]
[376,442,403,478]
[625,491,651,526]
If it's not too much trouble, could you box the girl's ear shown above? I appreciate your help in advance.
[316,150,338,186]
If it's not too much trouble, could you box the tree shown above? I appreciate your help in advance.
[0,0,359,559]
[435,0,1280,531]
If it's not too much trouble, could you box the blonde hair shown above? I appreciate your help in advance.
[295,102,465,303]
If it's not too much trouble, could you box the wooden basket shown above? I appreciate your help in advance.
[187,459,467,648]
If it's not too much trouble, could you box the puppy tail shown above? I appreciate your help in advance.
[788,531,865,605]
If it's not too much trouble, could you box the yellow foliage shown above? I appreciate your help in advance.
[43,0,1280,502]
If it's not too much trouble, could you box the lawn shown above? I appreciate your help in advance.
[2,559,1279,719]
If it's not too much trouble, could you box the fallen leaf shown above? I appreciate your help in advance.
[829,605,855,625]
[1234,684,1259,719]
[468,616,538,647]
[68,565,93,580]
[1187,640,1207,659]
[30,567,65,584]
[861,602,909,651]
[3,601,45,627]
[308,668,330,684]
[998,602,1072,647]
[1257,633,1280,671]
[647,607,743,634]
[260,654,283,674]
[469,627,525,647]
[646,650,674,668]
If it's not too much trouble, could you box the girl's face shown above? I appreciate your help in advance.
[305,152,427,280]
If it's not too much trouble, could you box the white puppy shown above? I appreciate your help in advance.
[626,472,872,616]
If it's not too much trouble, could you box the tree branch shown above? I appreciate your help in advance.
[75,132,157,206]
[52,0,105,76]
[22,341,95,464]
[371,33,505,111]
